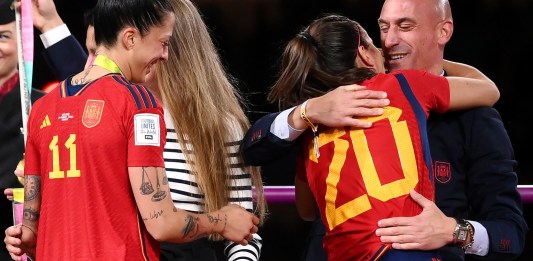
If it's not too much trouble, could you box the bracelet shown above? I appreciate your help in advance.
[300,100,320,158]
[20,223,37,238]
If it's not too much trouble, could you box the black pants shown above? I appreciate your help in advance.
[160,238,218,261]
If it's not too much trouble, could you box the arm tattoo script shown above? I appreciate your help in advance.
[24,176,40,202]
[207,213,222,225]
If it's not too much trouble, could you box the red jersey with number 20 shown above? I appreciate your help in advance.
[24,74,166,260]
[300,70,450,261]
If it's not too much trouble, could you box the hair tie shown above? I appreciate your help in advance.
[299,32,317,47]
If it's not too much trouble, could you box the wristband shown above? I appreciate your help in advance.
[300,100,320,158]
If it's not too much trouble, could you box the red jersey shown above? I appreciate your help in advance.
[299,70,449,261]
[24,74,166,260]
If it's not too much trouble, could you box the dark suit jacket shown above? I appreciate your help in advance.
[241,107,528,261]
[42,35,88,79]
[0,86,44,189]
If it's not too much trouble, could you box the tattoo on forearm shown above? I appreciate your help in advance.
[162,172,168,185]
[149,209,163,220]
[23,207,40,222]
[182,215,199,238]
[151,168,166,202]
[24,176,40,202]
[207,213,222,225]
[140,167,155,195]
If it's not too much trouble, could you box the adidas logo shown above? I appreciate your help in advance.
[40,115,51,129]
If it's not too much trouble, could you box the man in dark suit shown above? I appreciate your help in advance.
[241,0,528,260]
[1,0,86,258]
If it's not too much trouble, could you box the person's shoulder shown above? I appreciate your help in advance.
[101,75,161,110]
[455,106,501,119]
[433,107,502,126]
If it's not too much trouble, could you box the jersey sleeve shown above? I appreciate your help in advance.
[124,84,166,168]
[402,70,450,114]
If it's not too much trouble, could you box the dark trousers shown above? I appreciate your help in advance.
[160,238,218,261]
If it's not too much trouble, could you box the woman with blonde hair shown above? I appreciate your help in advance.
[155,0,266,260]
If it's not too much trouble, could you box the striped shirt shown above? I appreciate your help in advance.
[163,111,262,260]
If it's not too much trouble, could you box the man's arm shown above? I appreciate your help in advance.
[461,107,527,259]
[30,0,87,79]
[241,85,389,166]
[41,33,87,80]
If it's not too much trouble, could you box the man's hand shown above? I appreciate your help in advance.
[375,190,456,250]
[305,84,389,128]
[15,0,64,33]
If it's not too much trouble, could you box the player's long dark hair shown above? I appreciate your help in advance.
[268,14,376,109]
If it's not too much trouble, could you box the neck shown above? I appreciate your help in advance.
[0,69,18,87]
[96,50,130,79]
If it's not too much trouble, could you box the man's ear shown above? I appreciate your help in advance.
[438,19,453,45]
[356,45,375,68]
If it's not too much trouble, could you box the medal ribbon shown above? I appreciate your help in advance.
[93,55,122,74]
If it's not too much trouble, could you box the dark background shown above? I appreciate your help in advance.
[30,0,531,260]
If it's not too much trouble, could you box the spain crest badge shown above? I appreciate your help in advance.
[82,100,105,128]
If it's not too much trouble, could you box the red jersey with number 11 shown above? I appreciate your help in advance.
[24,74,166,260]
[300,70,450,261]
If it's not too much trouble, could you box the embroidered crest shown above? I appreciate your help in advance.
[434,161,451,183]
[499,239,511,252]
[82,100,105,128]
[251,129,262,142]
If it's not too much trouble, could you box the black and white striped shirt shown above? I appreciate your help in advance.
[164,112,262,260]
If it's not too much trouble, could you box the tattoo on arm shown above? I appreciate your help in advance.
[23,207,40,222]
[207,213,222,225]
[182,215,200,238]
[151,168,166,202]
[24,176,40,202]
[149,209,163,220]
[140,167,155,195]
[162,171,168,185]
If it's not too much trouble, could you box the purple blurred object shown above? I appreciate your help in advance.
[256,185,533,204]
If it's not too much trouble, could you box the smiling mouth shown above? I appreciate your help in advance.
[389,54,406,61]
